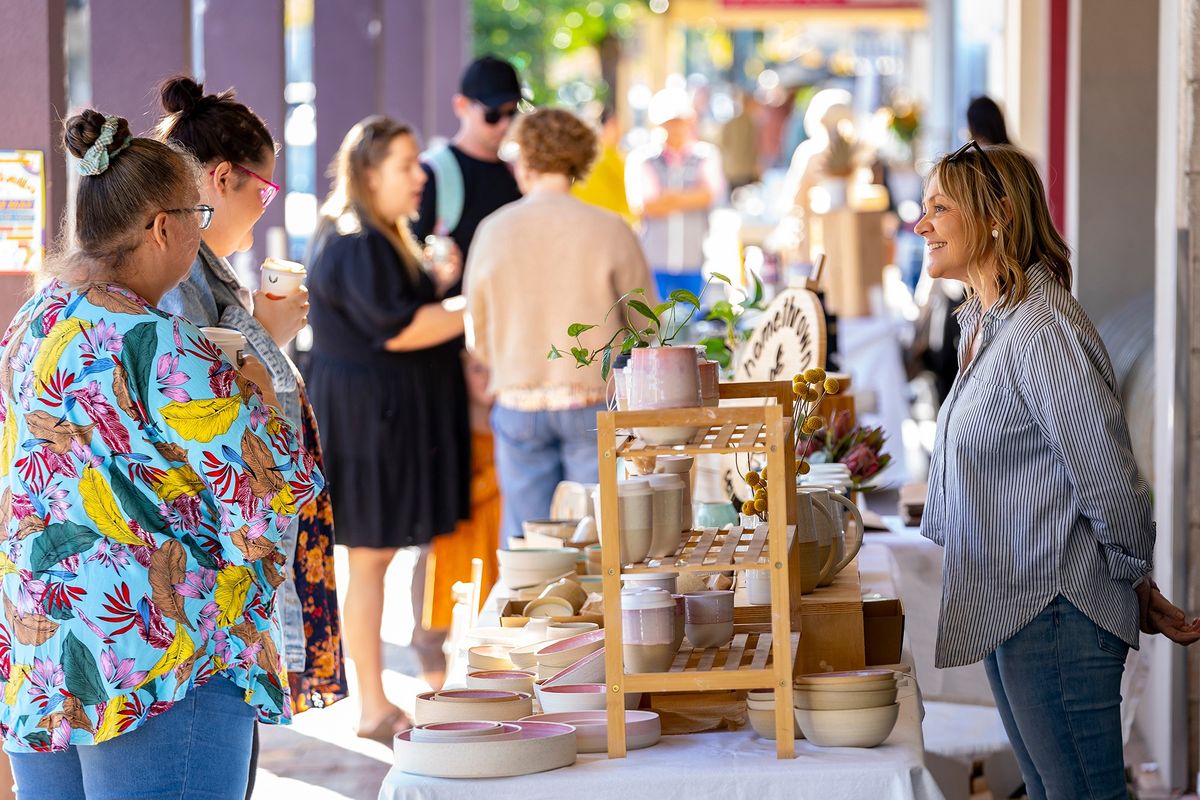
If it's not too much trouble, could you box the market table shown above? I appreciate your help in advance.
[378,563,946,800]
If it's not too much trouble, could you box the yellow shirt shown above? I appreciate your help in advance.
[572,144,634,223]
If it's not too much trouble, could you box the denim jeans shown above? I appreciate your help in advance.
[491,403,604,545]
[984,595,1129,800]
[8,676,256,800]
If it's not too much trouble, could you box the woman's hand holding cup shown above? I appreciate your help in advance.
[423,235,462,295]
[253,286,309,348]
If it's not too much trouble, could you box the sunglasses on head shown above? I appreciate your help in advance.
[209,163,280,209]
[946,140,1004,196]
[477,102,520,125]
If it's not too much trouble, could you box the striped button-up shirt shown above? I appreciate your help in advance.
[921,264,1153,668]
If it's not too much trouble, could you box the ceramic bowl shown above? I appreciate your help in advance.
[414,690,533,725]
[577,575,604,594]
[746,708,802,739]
[497,548,580,589]
[794,703,900,748]
[522,596,574,620]
[509,640,553,669]
[465,670,537,695]
[534,628,606,669]
[746,689,776,702]
[538,579,589,613]
[684,620,734,649]
[465,626,527,647]
[546,622,598,640]
[794,669,896,687]
[431,689,522,704]
[467,645,516,672]
[538,683,607,713]
[521,710,661,754]
[523,519,580,544]
[746,698,777,711]
[394,720,577,778]
[541,646,606,686]
[408,721,523,743]
[793,686,897,711]
[795,677,899,693]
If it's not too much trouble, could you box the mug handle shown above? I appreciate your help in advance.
[827,492,864,575]
[813,502,839,585]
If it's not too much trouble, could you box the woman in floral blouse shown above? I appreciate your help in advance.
[0,111,319,798]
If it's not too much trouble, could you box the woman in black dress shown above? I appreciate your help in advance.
[306,116,468,740]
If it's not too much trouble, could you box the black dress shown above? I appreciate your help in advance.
[304,225,470,548]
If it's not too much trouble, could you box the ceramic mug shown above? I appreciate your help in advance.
[799,486,864,586]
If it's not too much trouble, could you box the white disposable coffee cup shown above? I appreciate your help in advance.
[200,327,247,366]
[260,257,306,299]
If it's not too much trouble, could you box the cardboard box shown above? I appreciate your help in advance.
[862,598,904,666]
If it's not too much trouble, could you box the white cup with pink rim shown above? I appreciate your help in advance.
[200,327,246,366]
[260,256,306,299]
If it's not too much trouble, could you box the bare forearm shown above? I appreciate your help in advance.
[642,187,714,217]
[384,297,466,351]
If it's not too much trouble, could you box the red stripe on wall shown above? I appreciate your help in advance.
[1047,0,1069,232]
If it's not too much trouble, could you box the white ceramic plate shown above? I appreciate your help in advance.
[521,710,661,754]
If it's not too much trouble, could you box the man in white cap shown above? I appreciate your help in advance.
[625,86,725,300]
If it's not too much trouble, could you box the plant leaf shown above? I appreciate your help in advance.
[160,397,243,443]
[215,565,254,627]
[600,347,613,382]
[32,320,93,391]
[29,520,100,573]
[151,466,206,502]
[84,286,144,315]
[80,467,144,547]
[91,694,126,743]
[112,360,139,422]
[668,289,701,308]
[62,631,109,705]
[230,526,277,562]
[570,347,591,367]
[138,627,195,688]
[627,300,659,325]
[108,463,169,534]
[546,346,563,361]
[119,322,158,406]
[710,271,732,284]
[566,323,596,338]
[149,540,192,630]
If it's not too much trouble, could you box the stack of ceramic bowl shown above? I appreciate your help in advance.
[522,519,580,549]
[395,720,577,778]
[800,463,852,493]
[465,670,536,695]
[532,629,605,680]
[538,683,607,713]
[467,644,516,673]
[521,710,661,754]
[744,689,802,740]
[496,548,579,590]
[414,689,534,725]
[792,670,901,747]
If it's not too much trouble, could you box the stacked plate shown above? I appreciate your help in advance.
[792,670,902,747]
[745,689,802,740]
[395,720,577,778]
[414,689,533,725]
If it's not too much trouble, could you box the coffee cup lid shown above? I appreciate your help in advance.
[261,257,306,273]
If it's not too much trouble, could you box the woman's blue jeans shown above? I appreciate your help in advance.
[491,402,604,546]
[984,595,1130,800]
[7,676,256,800]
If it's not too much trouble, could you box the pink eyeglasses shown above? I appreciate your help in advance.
[209,163,280,208]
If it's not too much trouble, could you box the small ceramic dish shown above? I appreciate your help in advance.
[509,639,554,669]
[408,721,522,743]
[465,626,527,647]
[414,690,533,726]
[534,628,606,668]
[467,644,516,672]
[394,720,577,778]
[538,683,607,713]
[521,710,661,754]
[794,703,900,748]
[465,670,537,695]
[432,689,521,704]
[795,677,898,693]
[546,622,599,639]
[523,596,575,620]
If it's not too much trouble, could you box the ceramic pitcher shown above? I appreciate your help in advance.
[798,486,864,587]
[793,491,838,594]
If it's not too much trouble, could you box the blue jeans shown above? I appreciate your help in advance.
[984,596,1129,800]
[491,403,604,545]
[8,676,256,800]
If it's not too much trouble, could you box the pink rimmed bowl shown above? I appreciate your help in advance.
[394,720,577,778]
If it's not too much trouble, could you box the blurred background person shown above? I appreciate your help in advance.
[466,107,653,544]
[571,107,634,224]
[966,95,1011,146]
[626,86,724,300]
[305,116,468,741]
[718,88,761,191]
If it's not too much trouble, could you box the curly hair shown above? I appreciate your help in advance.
[511,108,598,182]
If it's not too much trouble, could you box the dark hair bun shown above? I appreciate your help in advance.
[159,75,207,115]
[64,110,132,160]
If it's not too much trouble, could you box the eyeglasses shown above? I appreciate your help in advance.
[477,102,520,125]
[144,205,214,230]
[209,163,280,208]
[946,140,1004,196]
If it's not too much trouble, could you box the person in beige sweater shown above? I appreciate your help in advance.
[465,107,653,544]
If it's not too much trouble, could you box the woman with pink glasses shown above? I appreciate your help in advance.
[154,75,346,796]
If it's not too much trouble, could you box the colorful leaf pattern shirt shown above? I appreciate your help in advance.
[0,280,322,752]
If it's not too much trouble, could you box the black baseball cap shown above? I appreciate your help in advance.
[460,55,523,108]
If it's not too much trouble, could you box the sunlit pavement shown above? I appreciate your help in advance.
[254,547,431,799]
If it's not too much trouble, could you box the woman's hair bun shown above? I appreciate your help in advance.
[63,110,131,159]
[159,75,207,115]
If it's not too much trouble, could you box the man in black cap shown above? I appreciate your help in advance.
[413,54,525,295]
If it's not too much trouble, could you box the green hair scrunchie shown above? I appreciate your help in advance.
[77,115,133,177]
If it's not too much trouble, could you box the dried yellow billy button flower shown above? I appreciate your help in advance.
[803,368,826,384]
[823,377,841,395]
[801,415,825,435]
[742,499,757,516]
[796,461,811,476]
[745,471,761,486]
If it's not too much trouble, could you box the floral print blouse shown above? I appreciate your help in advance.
[0,280,322,752]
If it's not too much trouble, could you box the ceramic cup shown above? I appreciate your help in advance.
[671,594,686,653]
[745,568,772,605]
[654,455,694,531]
[621,588,676,673]
[646,474,685,559]
[200,327,247,366]
[622,571,677,594]
[260,257,306,299]
[628,347,702,445]
[613,479,653,564]
[696,351,720,408]
[683,590,734,648]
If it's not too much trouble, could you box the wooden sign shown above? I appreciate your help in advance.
[734,287,826,382]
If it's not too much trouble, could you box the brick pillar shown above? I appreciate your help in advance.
[88,0,192,132]
[382,0,427,133]
[427,0,469,139]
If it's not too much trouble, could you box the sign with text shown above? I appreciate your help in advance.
[0,150,45,272]
[735,287,826,382]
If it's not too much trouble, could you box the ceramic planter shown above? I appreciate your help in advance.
[628,347,701,445]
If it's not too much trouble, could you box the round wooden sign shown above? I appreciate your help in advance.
[734,288,826,381]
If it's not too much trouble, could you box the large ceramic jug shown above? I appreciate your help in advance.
[793,490,838,594]
[800,486,864,586]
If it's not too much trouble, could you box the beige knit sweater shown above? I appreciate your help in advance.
[464,190,653,403]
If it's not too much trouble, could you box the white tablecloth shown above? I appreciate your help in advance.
[378,565,946,800]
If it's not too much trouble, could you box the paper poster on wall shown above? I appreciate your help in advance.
[0,150,46,272]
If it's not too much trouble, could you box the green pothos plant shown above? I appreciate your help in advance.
[697,268,767,373]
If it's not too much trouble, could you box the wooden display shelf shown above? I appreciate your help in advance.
[598,381,800,759]
[620,524,794,575]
